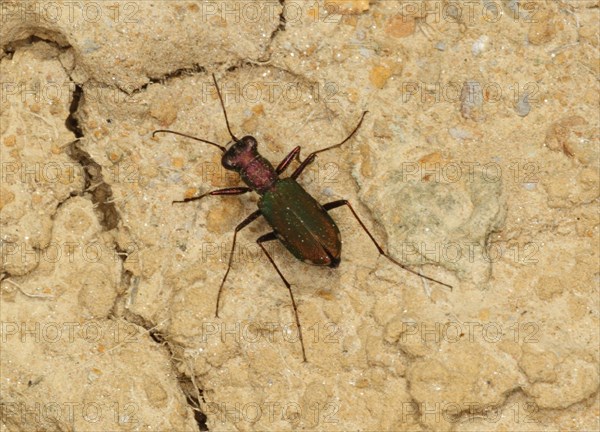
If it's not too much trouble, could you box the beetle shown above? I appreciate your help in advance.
[153,74,452,362]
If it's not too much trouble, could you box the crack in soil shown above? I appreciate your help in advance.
[64,77,210,431]
[58,44,212,431]
[123,63,208,95]
[66,141,120,230]
[122,309,209,431]
[272,0,287,40]
[63,72,120,230]
[124,1,285,89]
[2,35,211,430]
[65,83,84,137]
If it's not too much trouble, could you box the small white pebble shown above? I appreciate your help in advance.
[448,127,473,140]
[323,187,334,197]
[515,94,531,117]
[472,35,490,56]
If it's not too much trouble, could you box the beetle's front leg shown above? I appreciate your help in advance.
[173,186,251,204]
[291,111,368,180]
[276,146,302,174]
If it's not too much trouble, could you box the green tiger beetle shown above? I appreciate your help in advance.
[153,74,452,362]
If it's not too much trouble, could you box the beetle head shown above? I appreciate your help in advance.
[221,136,258,170]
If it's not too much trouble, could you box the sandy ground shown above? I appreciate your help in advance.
[1,1,599,431]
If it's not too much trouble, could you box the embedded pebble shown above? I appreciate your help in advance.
[325,0,370,15]
[515,93,532,117]
[528,8,557,45]
[370,64,393,89]
[435,41,446,51]
[471,35,490,56]
[460,80,485,121]
[449,126,473,140]
[385,15,416,38]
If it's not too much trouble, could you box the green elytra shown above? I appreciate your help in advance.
[259,178,341,266]
[153,74,452,362]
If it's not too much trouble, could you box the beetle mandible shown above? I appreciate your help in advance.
[153,74,452,362]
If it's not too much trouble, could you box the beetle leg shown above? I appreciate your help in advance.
[291,111,368,180]
[290,153,317,179]
[323,200,453,290]
[257,232,307,363]
[173,186,251,203]
[215,209,262,318]
[276,146,302,174]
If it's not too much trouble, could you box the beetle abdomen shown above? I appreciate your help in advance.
[258,178,341,266]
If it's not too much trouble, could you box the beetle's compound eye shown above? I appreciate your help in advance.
[240,135,257,150]
[221,147,240,169]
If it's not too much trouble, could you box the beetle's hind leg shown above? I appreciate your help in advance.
[323,200,453,290]
[257,232,307,363]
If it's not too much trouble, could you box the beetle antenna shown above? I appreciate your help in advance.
[152,130,226,153]
[311,110,369,157]
[212,73,240,143]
